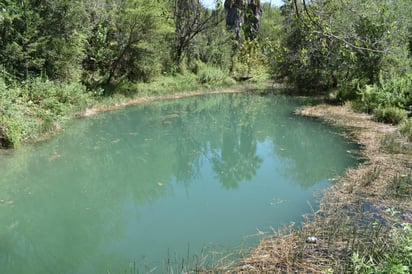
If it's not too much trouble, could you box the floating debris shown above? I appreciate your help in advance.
[270,198,286,206]
[164,113,179,119]
[306,236,318,244]
[48,153,63,161]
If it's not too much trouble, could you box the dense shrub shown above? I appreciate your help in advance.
[136,73,199,95]
[196,64,228,85]
[0,117,22,148]
[0,79,91,148]
[373,106,408,124]
[356,75,412,121]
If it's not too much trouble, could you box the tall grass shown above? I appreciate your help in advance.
[136,73,199,95]
[400,118,412,142]
[351,213,412,273]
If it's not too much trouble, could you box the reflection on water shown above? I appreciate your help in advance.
[0,93,360,273]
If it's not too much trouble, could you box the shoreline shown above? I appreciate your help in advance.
[80,84,262,118]
[234,103,411,273]
[4,84,262,149]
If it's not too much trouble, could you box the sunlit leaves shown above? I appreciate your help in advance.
[272,0,412,95]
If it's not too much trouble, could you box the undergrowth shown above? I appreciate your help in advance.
[355,74,412,125]
[0,78,93,148]
[0,65,244,148]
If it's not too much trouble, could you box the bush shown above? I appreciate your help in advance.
[400,118,412,142]
[24,79,91,111]
[0,78,92,148]
[337,78,369,103]
[136,73,199,95]
[196,63,228,85]
[356,75,412,114]
[373,106,408,124]
[0,117,22,149]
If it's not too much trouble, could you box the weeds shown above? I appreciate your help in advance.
[356,74,412,118]
[122,245,245,274]
[361,166,380,187]
[352,220,412,273]
[0,79,92,148]
[400,118,412,142]
[389,173,412,198]
[196,64,229,85]
[380,132,412,154]
[373,106,408,124]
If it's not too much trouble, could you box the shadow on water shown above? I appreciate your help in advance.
[0,93,361,273]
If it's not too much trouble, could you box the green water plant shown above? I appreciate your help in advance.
[352,216,412,274]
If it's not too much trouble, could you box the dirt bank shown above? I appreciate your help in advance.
[81,85,259,118]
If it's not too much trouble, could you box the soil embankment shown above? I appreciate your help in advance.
[81,85,257,118]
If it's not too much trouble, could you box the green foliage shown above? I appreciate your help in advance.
[136,73,199,95]
[0,78,92,147]
[352,221,412,273]
[373,106,408,125]
[271,0,412,98]
[196,64,227,85]
[0,0,87,82]
[0,117,22,149]
[400,118,412,142]
[270,1,339,91]
[337,78,369,102]
[355,74,412,121]
[189,18,232,71]
[83,0,173,86]
[231,39,269,80]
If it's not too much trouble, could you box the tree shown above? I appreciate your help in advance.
[224,0,262,41]
[0,0,87,82]
[82,0,172,86]
[224,0,263,76]
[272,0,412,94]
[171,0,221,66]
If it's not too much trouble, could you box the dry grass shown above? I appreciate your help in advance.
[230,102,412,273]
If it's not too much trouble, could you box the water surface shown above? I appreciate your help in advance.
[0,93,359,273]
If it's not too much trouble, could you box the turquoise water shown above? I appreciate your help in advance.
[0,93,359,273]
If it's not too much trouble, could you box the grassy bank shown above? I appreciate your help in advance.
[1,68,272,149]
[232,103,412,273]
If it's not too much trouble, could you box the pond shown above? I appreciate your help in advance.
[0,93,360,273]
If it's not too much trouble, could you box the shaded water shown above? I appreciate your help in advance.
[0,94,360,273]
